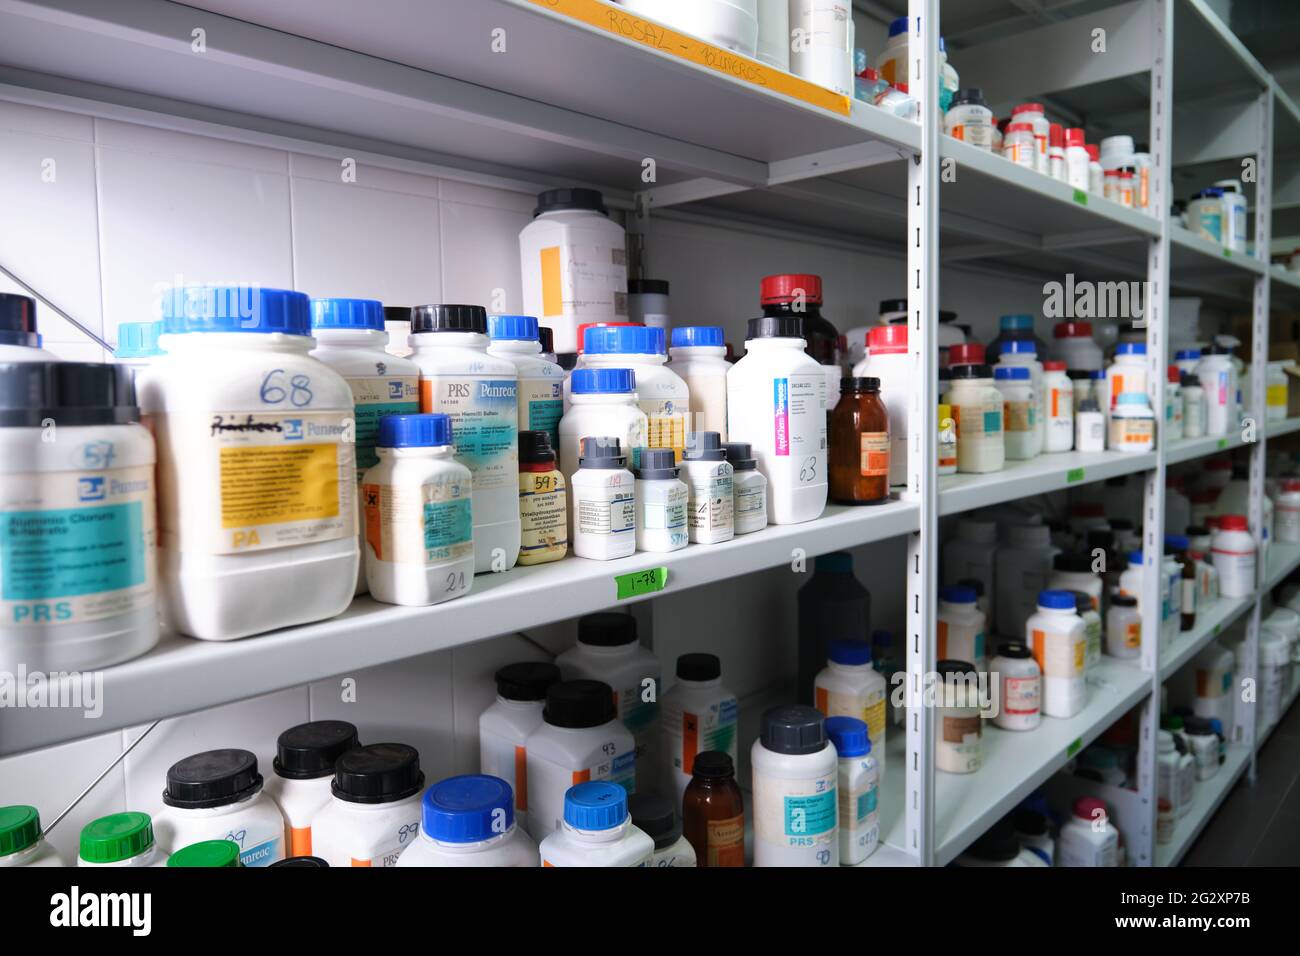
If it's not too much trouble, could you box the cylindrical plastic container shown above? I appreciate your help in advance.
[1278,479,1300,544]
[1052,321,1103,371]
[1010,102,1050,173]
[994,365,1040,460]
[153,748,287,867]
[996,524,1058,638]
[945,88,994,149]
[479,661,562,832]
[756,0,789,69]
[1182,373,1206,438]
[621,0,759,55]
[814,639,888,779]
[1212,515,1256,597]
[396,774,539,867]
[1184,716,1220,781]
[560,368,648,517]
[1058,797,1119,867]
[1157,730,1181,823]
[751,705,838,866]
[537,781,655,867]
[633,447,689,552]
[855,325,909,486]
[681,750,745,867]
[949,364,1005,474]
[0,806,63,867]
[937,585,987,674]
[625,278,671,330]
[1027,590,1087,719]
[267,719,360,858]
[516,430,567,565]
[1165,366,1184,441]
[628,792,697,867]
[727,316,827,524]
[1109,392,1156,453]
[519,188,627,354]
[79,812,167,867]
[681,430,734,543]
[1074,590,1103,671]
[1260,630,1290,729]
[824,716,879,865]
[997,340,1047,448]
[1002,121,1037,167]
[723,441,768,534]
[309,743,424,868]
[1266,361,1290,421]
[1196,347,1238,436]
[667,326,729,439]
[943,518,998,626]
[487,314,565,451]
[1104,342,1147,418]
[1042,360,1074,452]
[0,293,58,361]
[758,274,839,390]
[1013,810,1054,865]
[570,436,636,560]
[1049,552,1103,613]
[935,660,982,774]
[660,652,738,808]
[991,641,1041,731]
[1106,594,1141,658]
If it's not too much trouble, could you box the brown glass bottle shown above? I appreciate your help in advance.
[681,750,745,867]
[829,376,890,505]
[1168,539,1197,630]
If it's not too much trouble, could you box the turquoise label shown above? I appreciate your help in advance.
[784,790,836,837]
[234,837,279,868]
[449,380,517,471]
[354,399,419,470]
[423,498,472,557]
[2,502,145,601]
[527,397,563,448]
[611,751,637,794]
[859,787,878,819]
[983,410,1003,433]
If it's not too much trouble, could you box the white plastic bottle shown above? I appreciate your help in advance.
[628,793,697,867]
[1058,797,1119,867]
[1065,127,1090,189]
[1106,594,1142,658]
[525,680,637,842]
[755,0,789,69]
[854,319,911,487]
[1049,553,1103,613]
[78,812,168,867]
[789,0,854,95]
[937,585,987,674]
[990,641,1041,731]
[310,297,421,596]
[752,705,838,867]
[1075,397,1106,452]
[1196,346,1238,436]
[396,774,539,867]
[935,660,983,773]
[519,188,627,355]
[1212,515,1256,597]
[998,339,1048,449]
[994,366,1040,460]
[538,782,654,867]
[487,313,565,451]
[0,806,63,867]
[1157,730,1182,822]
[681,430,734,544]
[479,661,562,833]
[1109,392,1155,453]
[724,441,769,534]
[153,749,287,867]
[383,306,413,358]
[1042,360,1074,452]
[410,304,520,573]
[661,653,739,808]
[1103,341,1148,418]
[570,437,637,560]
[1026,590,1087,719]
[727,315,827,525]
[309,743,425,868]
[0,361,159,671]
[1165,366,1184,441]
[361,414,475,606]
[1052,320,1104,371]
[943,518,998,626]
[144,285,357,640]
[560,368,649,516]
[1010,102,1051,172]
[949,363,1006,473]
[266,719,360,858]
[824,716,879,865]
[633,448,689,552]
[1182,373,1206,438]
[814,639,889,779]
[996,524,1058,638]
[667,326,729,439]
[556,613,661,791]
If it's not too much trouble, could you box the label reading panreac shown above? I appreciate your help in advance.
[419,377,518,491]
[1,464,155,626]
[346,375,419,472]
[362,477,472,565]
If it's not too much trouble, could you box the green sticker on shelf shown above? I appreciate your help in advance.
[1067,468,1085,483]
[1223,248,1233,258]
[616,567,668,600]
[1218,438,1228,448]
[1072,189,1088,206]
[1066,737,1084,759]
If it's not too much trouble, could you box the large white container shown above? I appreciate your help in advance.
[266,720,360,859]
[78,812,168,867]
[1,362,159,671]
[751,705,839,867]
[570,437,637,561]
[396,775,539,867]
[855,324,910,486]
[943,518,998,625]
[937,585,987,674]
[824,716,879,865]
[310,298,421,596]
[0,293,59,362]
[560,368,649,511]
[478,661,561,833]
[727,316,827,524]
[996,524,1058,638]
[814,639,888,779]
[0,806,63,867]
[1057,797,1119,867]
[309,744,425,868]
[667,326,729,440]
[487,314,565,450]
[519,188,627,355]
[537,781,655,867]
[1192,641,1235,733]
[681,430,735,543]
[994,366,1041,460]
[1196,347,1238,436]
[410,304,520,574]
[789,0,854,96]
[660,653,738,808]
[755,0,789,68]
[1212,515,1256,597]
[1052,320,1104,371]
[620,0,758,54]
[1026,590,1087,719]
[145,286,357,641]
[990,641,1041,731]
[153,749,287,867]
[948,364,1006,474]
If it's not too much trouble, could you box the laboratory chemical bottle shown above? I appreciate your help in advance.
[661,652,738,808]
[1166,535,1197,630]
[166,840,243,867]
[267,719,361,858]
[79,812,168,867]
[667,326,729,439]
[362,413,475,606]
[1026,590,1087,719]
[516,430,567,565]
[560,367,649,513]
[824,716,879,865]
[310,743,425,868]
[751,704,838,867]
[570,437,636,560]
[681,430,735,543]
[935,660,982,774]
[479,661,562,833]
[990,641,1040,731]
[727,314,827,525]
[1041,360,1074,452]
[855,325,910,486]
[937,585,987,675]
[633,447,689,552]
[487,313,564,451]
[943,518,998,626]
[948,363,1006,473]
[1106,594,1141,658]
[626,278,671,329]
[1072,591,1103,672]
[830,376,891,504]
[759,272,839,388]
[537,782,654,867]
[1013,810,1054,865]
[994,365,1040,459]
[811,637,889,780]
[1212,515,1256,597]
[1075,397,1105,452]
[383,306,413,358]
[798,551,871,703]
[0,292,58,361]
[1058,797,1119,867]
[681,750,745,867]
[410,303,521,573]
[996,524,1058,638]
[629,792,697,867]
[0,806,63,867]
[395,774,539,867]
[1192,641,1234,731]
[724,441,769,533]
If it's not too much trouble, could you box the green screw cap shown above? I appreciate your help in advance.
[79,811,155,864]
[0,805,41,857]
[166,839,242,868]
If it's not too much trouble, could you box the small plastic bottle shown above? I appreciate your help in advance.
[1157,730,1181,827]
[667,326,729,440]
[1108,392,1155,453]
[0,806,63,867]
[994,366,1040,460]
[267,719,361,858]
[682,751,745,867]
[681,431,735,544]
[538,782,655,867]
[1212,515,1256,597]
[1182,372,1206,438]
[1166,535,1197,631]
[944,87,994,149]
[660,652,738,808]
[629,793,697,867]
[937,585,987,674]
[79,812,168,867]
[1106,594,1141,658]
[814,639,889,779]
[751,705,839,867]
[830,376,892,504]
[1058,797,1119,867]
[1165,366,1184,441]
[1075,397,1106,452]
[478,661,562,833]
[571,436,636,560]
[938,402,958,474]
[723,441,769,533]
[824,716,879,865]
[560,368,648,512]
[633,447,689,552]
[517,430,567,565]
[949,363,1006,473]
[487,313,564,451]
[303,743,425,868]
[1071,590,1103,671]
[990,641,1041,731]
[935,660,983,774]
[395,774,539,867]
[1027,590,1087,719]
[1042,360,1074,452]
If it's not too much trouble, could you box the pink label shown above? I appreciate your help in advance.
[773,378,790,456]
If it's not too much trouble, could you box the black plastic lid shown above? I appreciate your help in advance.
[382,306,411,325]
[0,362,139,428]
[1066,369,1092,381]
[410,303,487,334]
[274,721,361,780]
[951,87,988,108]
[0,293,38,346]
[722,441,756,471]
[331,743,424,804]
[1110,518,1134,530]
[543,679,617,728]
[937,660,976,678]
[965,817,1019,862]
[628,792,680,850]
[535,187,608,217]
[163,749,264,809]
[950,363,992,379]
[684,431,726,461]
[634,447,678,480]
[1183,715,1215,735]
[578,435,626,469]
[760,704,826,756]
[939,310,957,323]
[956,577,985,597]
[628,279,668,296]
[747,315,803,340]
[1112,594,1138,607]
[578,612,637,647]
[270,856,329,867]
[879,298,908,314]
[1053,552,1093,574]
[1086,529,1115,551]
[519,430,557,466]
[1072,591,1094,613]
[938,368,952,381]
[676,652,721,682]
[538,326,554,353]
[841,376,880,393]
[690,751,736,780]
[495,661,561,701]
[996,641,1032,659]
[1186,525,1210,537]
[1013,809,1048,837]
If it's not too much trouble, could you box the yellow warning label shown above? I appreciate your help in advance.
[220,443,340,530]
[541,246,563,317]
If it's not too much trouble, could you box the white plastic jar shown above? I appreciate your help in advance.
[396,774,539,867]
[1212,515,1256,597]
[1,361,159,670]
[1106,594,1142,658]
[727,315,827,524]
[789,0,855,95]
[633,448,689,552]
[1072,591,1103,671]
[996,523,1058,639]
[560,368,649,516]
[1027,590,1087,719]
[0,293,59,361]
[990,641,1041,732]
[660,652,738,807]
[410,304,520,574]
[681,430,734,544]
[755,0,788,69]
[1064,127,1090,188]
[1184,717,1221,782]
[854,323,910,486]
[0,806,63,867]
[1042,360,1074,452]
[266,719,360,858]
[824,716,879,865]
[1002,121,1037,168]
[144,286,357,640]
[997,339,1047,449]
[628,792,697,867]
[1058,797,1119,867]
[1104,341,1147,419]
[570,436,637,560]
[937,585,987,674]
[519,188,627,355]
[949,363,1006,474]
[309,743,425,868]
[1108,392,1155,453]
[943,518,998,625]
[1260,630,1290,729]
[1010,102,1050,172]
[945,88,994,149]
[153,748,287,867]
[487,314,565,451]
[814,638,889,779]
[994,365,1040,460]
[1157,731,1181,823]
[1120,548,1172,646]
[1165,366,1184,441]
[1188,187,1226,244]
[667,326,729,439]
[1050,552,1103,613]
[1182,374,1206,438]
[538,781,655,867]
[78,812,167,867]
[1277,479,1300,543]
[875,14,909,86]
[1197,347,1238,436]
[361,414,475,606]
[310,297,421,596]
[478,661,562,833]
[1052,321,1104,371]
[525,679,637,842]
[1266,361,1290,421]
[935,660,983,774]
[382,306,413,359]
[620,0,759,55]
[723,441,768,534]
[751,704,839,866]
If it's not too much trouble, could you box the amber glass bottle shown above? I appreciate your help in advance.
[830,377,890,505]
[681,751,745,867]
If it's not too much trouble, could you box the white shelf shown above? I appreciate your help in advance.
[1270,415,1300,439]
[0,498,917,756]
[1256,674,1300,750]
[939,450,1157,516]
[1166,430,1249,465]
[1160,594,1255,681]
[1155,744,1251,867]
[1265,542,1300,593]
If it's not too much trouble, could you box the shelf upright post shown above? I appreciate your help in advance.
[904,0,939,867]
[1134,0,1174,868]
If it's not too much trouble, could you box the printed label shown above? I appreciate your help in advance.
[753,766,836,858]
[520,377,564,450]
[840,766,879,837]
[531,748,636,839]
[220,827,282,868]
[771,375,823,471]
[362,478,472,565]
[1004,675,1041,715]
[1032,628,1086,679]
[706,814,745,867]
[1109,417,1154,446]
[735,485,766,518]
[1004,400,1034,433]
[1267,383,1287,409]
[1,463,155,626]
[349,821,420,868]
[641,488,688,533]
[536,242,627,318]
[577,484,635,536]
[152,411,352,555]
[815,685,887,756]
[641,397,687,461]
[1124,621,1141,650]
[859,431,889,477]
[419,377,518,491]
[662,697,738,779]
[346,375,419,472]
[518,470,567,561]
[688,472,733,532]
